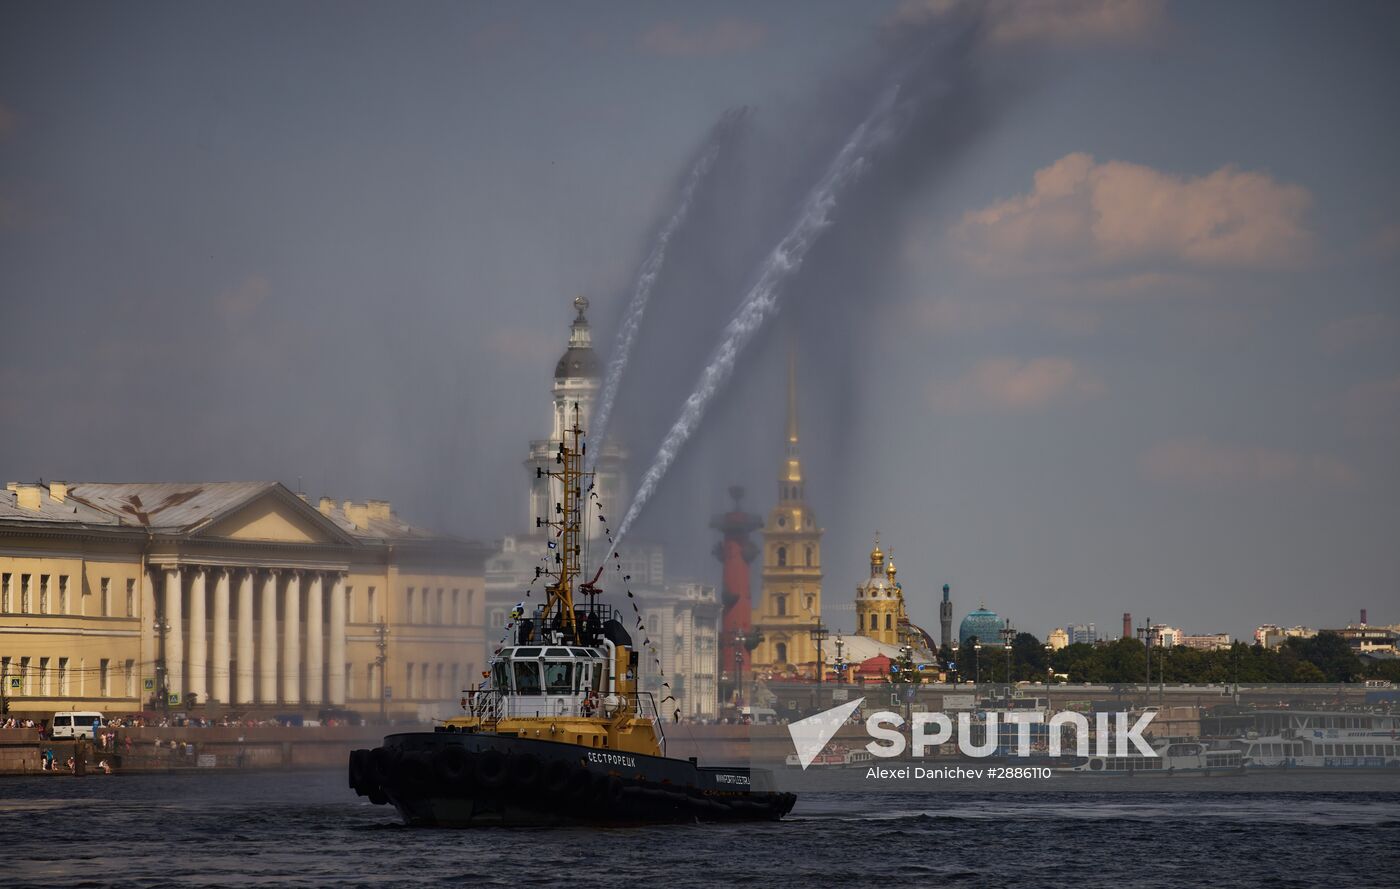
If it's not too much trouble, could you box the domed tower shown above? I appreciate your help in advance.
[751,350,823,677]
[855,536,902,646]
[526,297,628,540]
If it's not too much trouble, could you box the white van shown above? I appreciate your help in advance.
[51,712,106,740]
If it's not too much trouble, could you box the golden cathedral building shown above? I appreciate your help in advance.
[0,480,486,718]
[855,536,905,646]
[751,354,824,677]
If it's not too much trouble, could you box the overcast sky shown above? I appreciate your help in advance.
[2,1,1397,640]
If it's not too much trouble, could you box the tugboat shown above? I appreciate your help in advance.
[348,412,796,826]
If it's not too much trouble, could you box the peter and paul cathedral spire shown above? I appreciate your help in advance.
[752,347,824,678]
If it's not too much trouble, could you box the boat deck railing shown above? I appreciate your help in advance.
[460,689,667,734]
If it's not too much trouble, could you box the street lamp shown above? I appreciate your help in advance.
[833,635,847,683]
[1000,620,1015,686]
[809,621,829,684]
[733,631,747,708]
[1136,616,1153,691]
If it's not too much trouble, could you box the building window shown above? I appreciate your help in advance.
[368,587,378,622]
[366,664,376,699]
[101,578,112,616]
[406,662,415,698]
[21,574,31,613]
[451,589,460,625]
[39,575,49,613]
[345,586,354,623]
[776,595,787,617]
[20,656,31,696]
[775,642,788,664]
[805,546,813,567]
[451,664,460,695]
[776,547,787,567]
[435,663,444,699]
[406,587,416,624]
[870,613,878,630]
[467,589,476,621]
[59,576,69,614]
[421,663,429,699]
[437,589,445,625]
[1,573,9,612]
[100,659,110,697]
[346,662,355,700]
[39,657,51,696]
[885,613,892,630]
[125,659,135,698]
[126,579,135,618]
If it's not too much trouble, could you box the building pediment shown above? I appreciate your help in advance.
[194,488,359,546]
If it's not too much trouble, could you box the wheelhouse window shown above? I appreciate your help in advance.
[544,661,574,695]
[513,661,542,695]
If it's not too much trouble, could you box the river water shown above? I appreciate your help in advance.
[2,770,1396,887]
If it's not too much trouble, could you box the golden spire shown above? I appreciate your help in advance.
[870,532,883,575]
[886,552,897,581]
[781,346,803,488]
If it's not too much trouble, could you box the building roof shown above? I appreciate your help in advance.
[65,481,279,533]
[1,480,465,550]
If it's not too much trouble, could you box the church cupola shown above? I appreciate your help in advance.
[554,296,600,380]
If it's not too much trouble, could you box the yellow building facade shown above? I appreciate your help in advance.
[1,481,485,718]
[751,355,824,677]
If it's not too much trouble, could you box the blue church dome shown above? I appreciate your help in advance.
[959,607,1003,648]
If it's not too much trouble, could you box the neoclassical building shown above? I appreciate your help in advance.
[1,480,486,717]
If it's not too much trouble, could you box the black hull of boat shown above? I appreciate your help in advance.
[348,731,796,827]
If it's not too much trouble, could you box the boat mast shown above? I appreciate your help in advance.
[540,403,591,639]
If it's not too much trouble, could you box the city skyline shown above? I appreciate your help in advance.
[2,1,1397,643]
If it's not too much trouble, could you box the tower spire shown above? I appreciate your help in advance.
[781,347,803,491]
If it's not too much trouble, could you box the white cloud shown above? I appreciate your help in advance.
[927,357,1104,412]
[955,153,1313,274]
[640,18,767,58]
[890,0,1165,45]
[1140,438,1357,487]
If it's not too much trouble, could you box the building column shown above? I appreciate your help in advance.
[282,570,301,704]
[306,573,324,705]
[328,573,346,706]
[235,569,255,704]
[187,567,207,704]
[211,568,231,704]
[259,569,279,704]
[141,568,157,699]
[163,566,184,699]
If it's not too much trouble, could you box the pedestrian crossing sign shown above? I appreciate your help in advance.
[7,677,18,690]
[144,678,156,691]
[168,692,180,705]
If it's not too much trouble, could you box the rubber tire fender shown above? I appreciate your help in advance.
[476,748,509,788]
[348,748,370,794]
[509,752,541,789]
[565,766,594,800]
[368,747,397,787]
[540,759,572,795]
[434,745,472,786]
